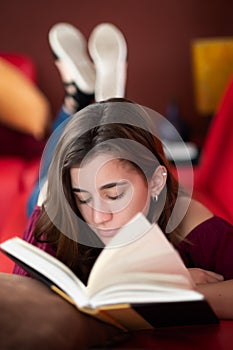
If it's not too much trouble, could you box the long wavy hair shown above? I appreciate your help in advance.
[34,99,183,283]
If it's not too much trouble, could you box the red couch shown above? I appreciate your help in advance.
[115,320,233,349]
[193,74,233,226]
[0,53,233,349]
[1,53,233,271]
[0,54,46,272]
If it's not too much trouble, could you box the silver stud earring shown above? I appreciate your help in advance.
[152,194,158,202]
[162,172,167,176]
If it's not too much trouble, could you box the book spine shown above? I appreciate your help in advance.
[91,304,153,331]
[51,285,76,306]
[80,306,129,331]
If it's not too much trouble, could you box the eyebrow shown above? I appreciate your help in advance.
[72,180,128,193]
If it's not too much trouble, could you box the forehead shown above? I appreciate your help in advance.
[70,154,137,187]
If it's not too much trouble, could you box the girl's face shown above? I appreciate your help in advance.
[70,154,151,245]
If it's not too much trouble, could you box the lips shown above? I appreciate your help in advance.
[96,228,119,238]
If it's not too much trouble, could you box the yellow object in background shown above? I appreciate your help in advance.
[0,57,51,139]
[192,37,233,115]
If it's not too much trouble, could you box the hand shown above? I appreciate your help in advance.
[188,268,224,285]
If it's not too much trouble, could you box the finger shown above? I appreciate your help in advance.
[205,270,224,281]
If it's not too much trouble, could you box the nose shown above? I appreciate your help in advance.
[92,201,112,225]
[92,208,112,225]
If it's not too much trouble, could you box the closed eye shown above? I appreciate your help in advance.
[72,188,91,205]
[76,196,92,204]
[106,192,125,200]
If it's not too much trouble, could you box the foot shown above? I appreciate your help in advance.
[48,23,96,112]
[54,59,93,114]
[88,23,127,102]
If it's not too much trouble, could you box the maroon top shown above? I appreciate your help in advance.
[177,216,233,280]
[13,207,233,280]
[13,206,55,277]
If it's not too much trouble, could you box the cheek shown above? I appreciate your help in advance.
[127,181,150,214]
[136,191,150,213]
[76,203,92,222]
[141,196,151,217]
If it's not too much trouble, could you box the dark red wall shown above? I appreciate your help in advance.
[1,0,233,143]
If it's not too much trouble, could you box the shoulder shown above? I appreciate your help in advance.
[177,215,233,279]
[23,206,42,241]
[177,197,214,240]
[21,206,54,254]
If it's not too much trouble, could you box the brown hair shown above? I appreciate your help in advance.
[34,99,182,283]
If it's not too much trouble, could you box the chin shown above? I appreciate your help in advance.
[98,235,115,246]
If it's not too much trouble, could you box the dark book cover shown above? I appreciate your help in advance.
[132,299,219,328]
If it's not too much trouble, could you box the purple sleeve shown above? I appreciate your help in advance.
[13,206,55,276]
[177,216,233,280]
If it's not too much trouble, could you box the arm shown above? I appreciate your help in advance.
[196,279,233,319]
[0,273,125,349]
[188,267,233,319]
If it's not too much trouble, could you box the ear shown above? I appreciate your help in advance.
[149,165,167,198]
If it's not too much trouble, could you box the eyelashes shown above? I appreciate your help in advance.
[76,197,92,204]
[75,191,126,205]
[106,192,125,201]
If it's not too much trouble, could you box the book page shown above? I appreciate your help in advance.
[90,272,203,308]
[0,238,88,307]
[87,213,195,300]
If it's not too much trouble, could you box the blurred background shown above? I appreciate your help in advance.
[1,0,233,146]
[1,0,233,273]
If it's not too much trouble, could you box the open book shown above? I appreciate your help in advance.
[0,213,218,331]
